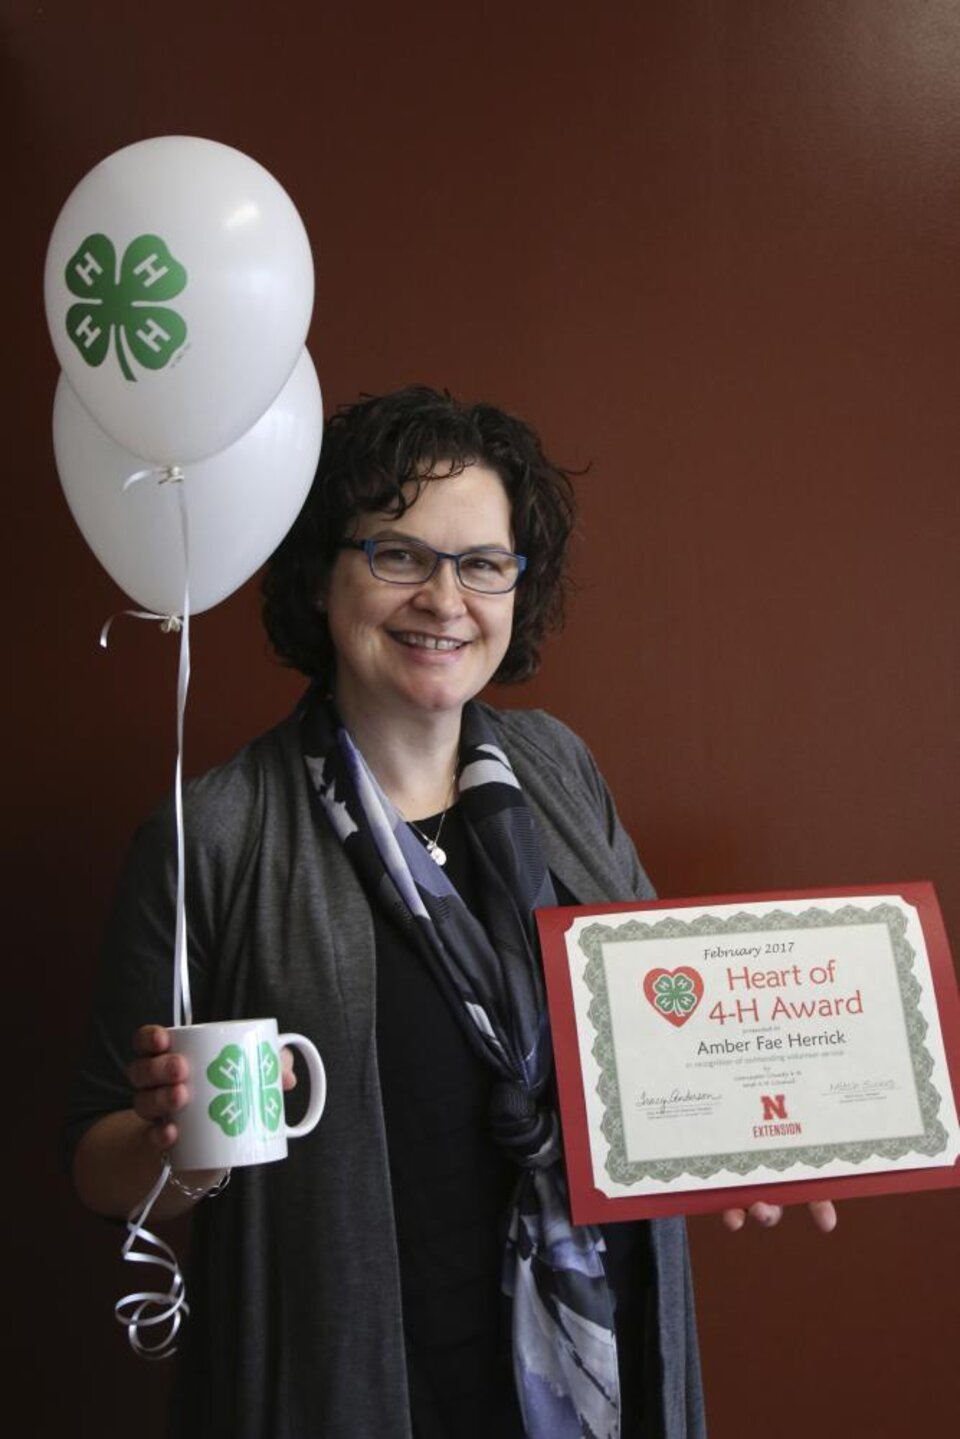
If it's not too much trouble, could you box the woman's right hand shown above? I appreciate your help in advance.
[127,1024,191,1154]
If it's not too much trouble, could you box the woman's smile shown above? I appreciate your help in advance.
[389,629,470,653]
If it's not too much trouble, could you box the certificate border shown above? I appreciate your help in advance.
[583,903,948,1184]
[537,882,960,1223]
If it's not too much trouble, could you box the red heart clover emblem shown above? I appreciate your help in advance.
[642,966,704,1027]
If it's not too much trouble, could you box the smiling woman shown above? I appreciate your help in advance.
[263,386,575,688]
[323,464,519,743]
[66,387,705,1439]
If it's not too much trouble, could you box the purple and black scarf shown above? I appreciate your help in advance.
[301,691,621,1439]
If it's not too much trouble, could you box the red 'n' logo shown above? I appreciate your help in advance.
[760,1094,787,1121]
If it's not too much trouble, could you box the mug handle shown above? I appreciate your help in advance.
[277,1033,327,1139]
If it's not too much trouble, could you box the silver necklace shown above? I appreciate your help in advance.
[403,778,457,866]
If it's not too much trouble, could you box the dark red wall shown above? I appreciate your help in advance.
[7,2,957,1433]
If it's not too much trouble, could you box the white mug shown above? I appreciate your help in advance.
[167,1019,327,1170]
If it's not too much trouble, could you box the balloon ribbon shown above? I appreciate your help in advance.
[101,464,193,1026]
[102,462,194,1355]
[114,1159,188,1358]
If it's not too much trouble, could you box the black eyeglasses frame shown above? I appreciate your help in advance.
[338,537,528,594]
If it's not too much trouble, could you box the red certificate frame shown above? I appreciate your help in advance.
[537,882,960,1224]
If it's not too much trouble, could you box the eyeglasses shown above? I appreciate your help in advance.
[340,538,527,594]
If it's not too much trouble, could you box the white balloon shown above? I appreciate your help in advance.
[53,350,323,615]
[45,136,314,464]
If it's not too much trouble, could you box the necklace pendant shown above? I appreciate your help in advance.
[426,840,447,866]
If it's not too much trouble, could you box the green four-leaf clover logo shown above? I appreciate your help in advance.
[651,972,698,1018]
[207,1042,283,1139]
[207,1044,250,1137]
[642,965,703,1028]
[257,1042,283,1133]
[64,232,188,382]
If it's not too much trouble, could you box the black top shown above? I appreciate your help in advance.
[374,804,653,1439]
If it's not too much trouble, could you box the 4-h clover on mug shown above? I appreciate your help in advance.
[168,1019,326,1171]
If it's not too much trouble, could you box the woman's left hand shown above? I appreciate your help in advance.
[282,1047,297,1091]
[722,1200,837,1232]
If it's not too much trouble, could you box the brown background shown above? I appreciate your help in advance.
[5,1,958,1434]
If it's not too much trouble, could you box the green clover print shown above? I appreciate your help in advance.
[652,972,698,1018]
[257,1042,283,1134]
[64,232,188,382]
[207,1044,252,1138]
[206,1041,284,1139]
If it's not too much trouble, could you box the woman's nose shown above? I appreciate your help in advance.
[411,557,467,616]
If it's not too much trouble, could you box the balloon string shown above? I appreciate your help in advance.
[172,479,192,1028]
[99,462,192,1026]
[99,611,183,646]
[122,465,185,492]
[115,1160,189,1359]
[100,464,194,1358]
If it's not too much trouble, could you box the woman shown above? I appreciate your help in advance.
[68,387,828,1439]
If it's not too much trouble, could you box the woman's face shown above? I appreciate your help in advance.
[324,463,517,726]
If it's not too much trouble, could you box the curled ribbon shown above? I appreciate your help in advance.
[114,1160,189,1359]
[105,462,195,1356]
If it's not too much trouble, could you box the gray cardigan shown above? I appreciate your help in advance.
[72,704,705,1439]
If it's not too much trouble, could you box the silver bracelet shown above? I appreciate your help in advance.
[164,1165,232,1200]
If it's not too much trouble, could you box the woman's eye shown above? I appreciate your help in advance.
[377,545,420,569]
[463,552,507,576]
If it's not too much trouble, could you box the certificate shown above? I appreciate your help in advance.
[537,883,960,1223]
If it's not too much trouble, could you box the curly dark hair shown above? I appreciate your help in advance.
[263,385,577,685]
